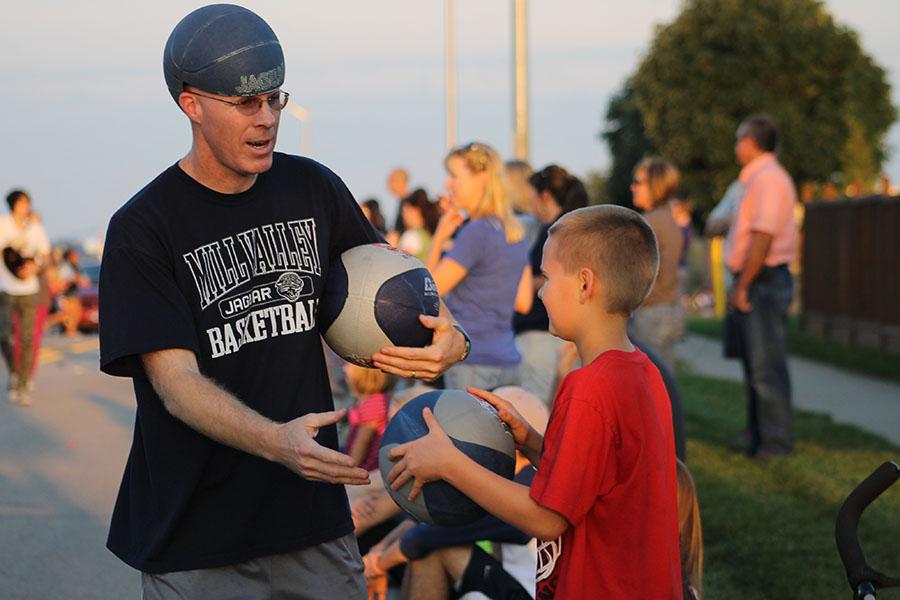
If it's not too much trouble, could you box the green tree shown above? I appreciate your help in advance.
[585,170,610,205]
[601,81,655,208]
[605,0,896,212]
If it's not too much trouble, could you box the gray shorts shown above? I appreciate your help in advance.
[141,533,365,600]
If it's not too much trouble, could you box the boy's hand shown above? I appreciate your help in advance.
[467,387,534,450]
[363,552,388,600]
[386,407,459,501]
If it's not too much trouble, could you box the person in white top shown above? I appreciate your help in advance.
[0,190,51,406]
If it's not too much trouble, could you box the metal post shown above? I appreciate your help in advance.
[512,0,529,161]
[445,0,457,150]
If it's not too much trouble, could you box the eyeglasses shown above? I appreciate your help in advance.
[187,89,290,116]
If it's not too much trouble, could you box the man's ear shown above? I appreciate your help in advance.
[578,267,596,304]
[178,91,201,123]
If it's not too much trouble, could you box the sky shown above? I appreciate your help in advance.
[4,0,900,241]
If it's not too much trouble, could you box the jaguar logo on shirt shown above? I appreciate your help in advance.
[274,272,306,302]
[184,221,324,360]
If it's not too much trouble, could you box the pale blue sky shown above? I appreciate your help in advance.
[4,1,899,240]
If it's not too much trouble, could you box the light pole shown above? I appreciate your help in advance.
[445,0,457,150]
[286,103,311,156]
[512,0,529,161]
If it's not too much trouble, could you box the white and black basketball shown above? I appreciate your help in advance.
[379,389,517,526]
[320,243,440,366]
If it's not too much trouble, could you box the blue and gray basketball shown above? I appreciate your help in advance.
[320,243,440,366]
[379,390,516,526]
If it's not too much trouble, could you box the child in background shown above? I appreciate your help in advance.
[387,205,682,599]
[397,189,440,263]
[343,364,395,472]
[677,459,704,600]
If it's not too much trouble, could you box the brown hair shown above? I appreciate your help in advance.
[346,365,395,397]
[547,205,659,316]
[677,459,703,600]
[504,160,534,214]
[445,142,524,244]
[635,157,680,209]
[738,113,779,153]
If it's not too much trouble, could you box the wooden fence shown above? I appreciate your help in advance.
[801,195,900,355]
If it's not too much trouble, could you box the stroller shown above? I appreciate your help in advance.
[835,461,900,599]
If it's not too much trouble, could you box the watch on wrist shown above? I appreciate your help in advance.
[452,324,471,362]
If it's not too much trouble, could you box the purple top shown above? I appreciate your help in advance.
[445,217,529,367]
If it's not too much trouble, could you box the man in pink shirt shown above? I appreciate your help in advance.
[725,114,796,459]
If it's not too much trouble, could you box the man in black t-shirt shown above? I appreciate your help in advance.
[99,6,468,599]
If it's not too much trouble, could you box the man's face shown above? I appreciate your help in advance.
[183,88,283,187]
[734,127,758,166]
[11,196,30,220]
[387,171,408,199]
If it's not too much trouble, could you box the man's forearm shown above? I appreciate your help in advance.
[438,298,454,323]
[145,354,280,461]
[737,232,774,291]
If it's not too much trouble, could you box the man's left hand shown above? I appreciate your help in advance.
[372,315,465,381]
[729,286,752,313]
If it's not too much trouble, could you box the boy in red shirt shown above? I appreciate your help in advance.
[388,205,682,599]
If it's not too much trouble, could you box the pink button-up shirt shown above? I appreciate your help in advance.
[725,153,797,273]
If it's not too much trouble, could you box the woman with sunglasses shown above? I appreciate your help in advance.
[629,157,686,371]
[425,142,533,390]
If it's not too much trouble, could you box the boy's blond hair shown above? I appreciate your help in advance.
[346,364,395,397]
[548,205,658,316]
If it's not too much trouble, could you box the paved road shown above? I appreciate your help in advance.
[676,334,900,446]
[0,334,138,599]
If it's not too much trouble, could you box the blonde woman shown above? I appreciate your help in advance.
[629,156,686,370]
[426,142,532,390]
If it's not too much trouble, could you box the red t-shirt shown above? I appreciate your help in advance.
[530,349,682,599]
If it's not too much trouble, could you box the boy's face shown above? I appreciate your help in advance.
[538,236,581,341]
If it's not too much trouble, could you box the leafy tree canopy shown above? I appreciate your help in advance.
[604,0,895,212]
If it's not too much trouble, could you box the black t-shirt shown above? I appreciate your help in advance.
[99,153,379,573]
[512,223,550,334]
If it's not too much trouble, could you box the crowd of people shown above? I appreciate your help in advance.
[329,143,712,599]
[1,189,96,407]
[333,112,798,599]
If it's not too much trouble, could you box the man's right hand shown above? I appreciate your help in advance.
[274,409,371,485]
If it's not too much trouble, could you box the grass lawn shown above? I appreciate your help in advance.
[678,370,900,599]
[686,316,900,384]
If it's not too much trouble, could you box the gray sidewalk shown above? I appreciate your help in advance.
[675,334,900,446]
